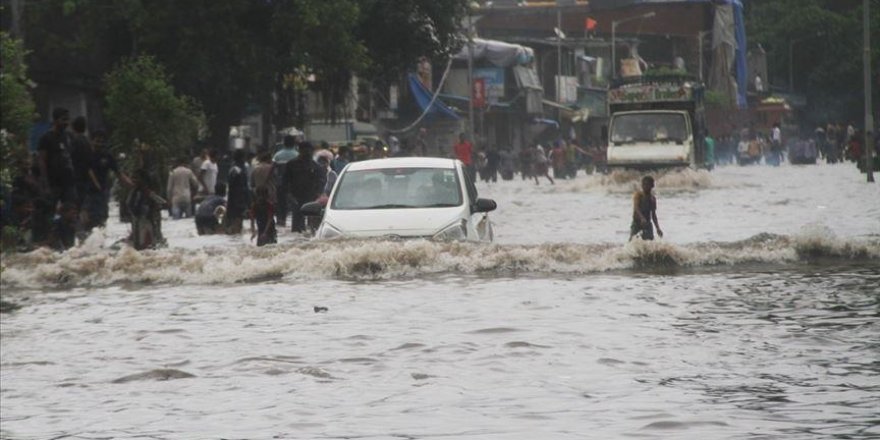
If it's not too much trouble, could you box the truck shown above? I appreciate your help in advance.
[605,76,707,169]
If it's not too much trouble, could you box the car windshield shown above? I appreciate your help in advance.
[611,113,688,144]
[331,167,463,210]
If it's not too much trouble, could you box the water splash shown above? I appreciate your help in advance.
[2,231,877,290]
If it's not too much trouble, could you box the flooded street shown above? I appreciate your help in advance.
[1,163,879,439]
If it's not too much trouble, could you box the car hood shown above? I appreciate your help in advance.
[324,207,465,237]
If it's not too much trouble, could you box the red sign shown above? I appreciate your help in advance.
[472,78,486,108]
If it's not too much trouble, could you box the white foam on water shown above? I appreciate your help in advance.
[3,230,877,289]
[547,168,715,195]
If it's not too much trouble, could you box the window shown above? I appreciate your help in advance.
[331,168,463,210]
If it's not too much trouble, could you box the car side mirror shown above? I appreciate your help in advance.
[301,201,324,217]
[472,198,497,213]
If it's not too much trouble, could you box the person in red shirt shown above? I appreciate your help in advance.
[453,132,476,182]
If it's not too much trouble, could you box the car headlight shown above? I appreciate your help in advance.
[317,222,343,239]
[432,219,468,241]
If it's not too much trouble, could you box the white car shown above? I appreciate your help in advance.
[302,157,496,241]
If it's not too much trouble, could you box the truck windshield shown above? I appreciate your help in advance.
[611,113,688,144]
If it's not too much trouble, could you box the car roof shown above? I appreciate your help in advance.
[345,157,458,171]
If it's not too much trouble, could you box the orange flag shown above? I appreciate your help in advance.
[585,17,597,31]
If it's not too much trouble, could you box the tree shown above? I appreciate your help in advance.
[19,0,470,148]
[746,0,879,124]
[103,55,203,175]
[0,31,36,186]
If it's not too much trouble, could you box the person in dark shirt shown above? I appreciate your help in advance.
[83,130,132,229]
[249,186,276,247]
[283,142,325,233]
[69,116,93,208]
[223,149,250,234]
[34,108,75,244]
[195,183,226,235]
[126,167,165,250]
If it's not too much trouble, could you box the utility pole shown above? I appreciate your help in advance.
[467,12,476,148]
[864,0,875,182]
[557,6,563,121]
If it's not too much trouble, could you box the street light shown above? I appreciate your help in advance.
[611,11,656,79]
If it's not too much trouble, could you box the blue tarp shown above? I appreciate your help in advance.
[407,74,459,121]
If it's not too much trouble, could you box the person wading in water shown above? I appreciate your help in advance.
[630,175,663,241]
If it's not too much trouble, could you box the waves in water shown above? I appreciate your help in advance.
[546,168,715,194]
[2,227,877,289]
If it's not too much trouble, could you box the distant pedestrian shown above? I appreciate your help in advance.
[532,144,554,185]
[224,149,250,234]
[34,108,76,245]
[331,146,351,174]
[630,175,663,241]
[127,168,165,250]
[550,141,567,179]
[197,149,219,197]
[249,150,276,206]
[83,130,132,229]
[273,135,299,227]
[704,131,716,170]
[283,142,325,233]
[499,147,515,180]
[69,116,93,211]
[166,157,200,220]
[769,123,783,166]
[453,133,475,183]
[250,186,277,247]
[485,146,500,183]
[316,152,338,196]
[195,183,226,236]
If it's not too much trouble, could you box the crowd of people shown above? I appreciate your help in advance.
[4,108,876,254]
[710,121,877,168]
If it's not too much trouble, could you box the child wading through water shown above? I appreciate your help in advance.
[127,169,166,250]
[630,175,663,241]
[250,186,276,246]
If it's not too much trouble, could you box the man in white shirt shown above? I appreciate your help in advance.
[199,149,219,195]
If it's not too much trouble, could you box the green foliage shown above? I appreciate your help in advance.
[643,67,689,78]
[103,55,203,171]
[746,0,880,124]
[0,32,36,187]
[23,0,469,147]
[705,90,732,108]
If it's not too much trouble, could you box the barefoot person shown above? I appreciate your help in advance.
[630,175,663,241]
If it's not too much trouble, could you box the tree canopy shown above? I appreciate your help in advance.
[0,31,36,186]
[103,55,203,171]
[746,0,879,124]
[19,0,469,147]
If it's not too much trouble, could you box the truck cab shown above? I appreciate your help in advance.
[605,77,706,170]
[608,110,695,168]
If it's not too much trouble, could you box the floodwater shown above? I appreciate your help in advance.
[1,163,878,439]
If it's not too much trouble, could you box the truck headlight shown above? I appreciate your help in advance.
[317,222,343,239]
[433,219,467,241]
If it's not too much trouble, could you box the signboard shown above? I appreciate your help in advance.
[473,78,487,108]
[555,75,578,105]
[608,83,695,104]
[474,67,505,103]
